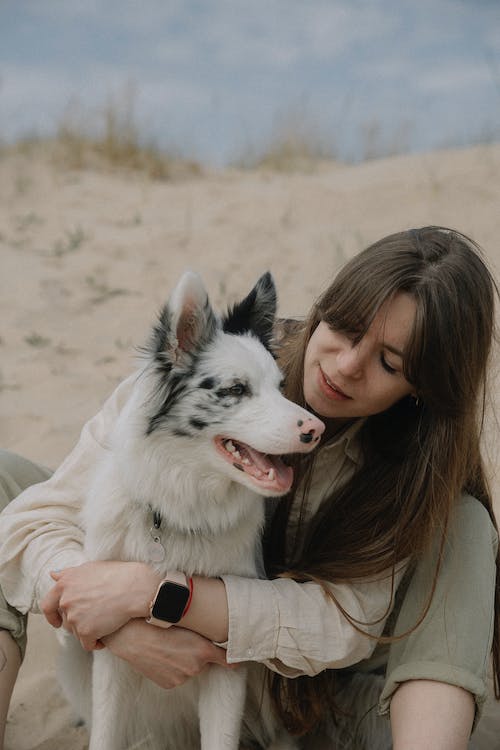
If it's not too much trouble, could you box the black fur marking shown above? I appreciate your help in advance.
[172,428,192,438]
[199,377,216,389]
[193,401,219,414]
[138,306,178,378]
[146,370,193,435]
[189,418,207,430]
[150,307,174,354]
[222,272,277,352]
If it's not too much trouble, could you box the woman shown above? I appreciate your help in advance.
[0,226,498,749]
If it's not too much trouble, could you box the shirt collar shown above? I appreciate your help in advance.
[319,418,365,465]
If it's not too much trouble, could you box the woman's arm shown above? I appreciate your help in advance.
[0,375,136,613]
[102,620,231,690]
[41,562,229,649]
[42,564,233,689]
[43,558,406,676]
[381,495,498,741]
[390,680,475,750]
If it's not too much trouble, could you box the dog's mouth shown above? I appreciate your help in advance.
[214,436,294,494]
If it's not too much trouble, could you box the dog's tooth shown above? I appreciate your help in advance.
[242,458,251,465]
[268,468,276,481]
[233,450,241,459]
[225,440,236,453]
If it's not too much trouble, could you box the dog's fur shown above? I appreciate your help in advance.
[59,272,324,750]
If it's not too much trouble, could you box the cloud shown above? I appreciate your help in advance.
[17,0,184,31]
[416,60,496,93]
[0,65,75,136]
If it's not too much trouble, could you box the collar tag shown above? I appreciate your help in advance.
[147,507,165,563]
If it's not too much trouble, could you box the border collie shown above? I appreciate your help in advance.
[60,271,324,750]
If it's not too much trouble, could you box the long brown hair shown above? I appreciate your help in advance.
[265,227,500,734]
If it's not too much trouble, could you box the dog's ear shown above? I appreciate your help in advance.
[169,271,218,355]
[150,272,218,365]
[222,272,277,350]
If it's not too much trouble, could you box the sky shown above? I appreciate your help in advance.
[1,0,500,166]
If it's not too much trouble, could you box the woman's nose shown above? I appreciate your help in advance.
[337,343,365,378]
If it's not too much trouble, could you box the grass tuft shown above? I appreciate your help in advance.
[52,226,87,257]
[25,332,51,348]
[235,107,337,173]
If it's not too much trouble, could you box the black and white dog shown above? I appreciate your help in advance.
[61,271,324,750]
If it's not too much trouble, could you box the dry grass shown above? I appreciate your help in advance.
[235,107,338,173]
[4,85,496,178]
[243,132,336,172]
[359,117,413,161]
[236,110,416,171]
[1,87,203,181]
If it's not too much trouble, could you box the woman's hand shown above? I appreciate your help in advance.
[40,560,161,650]
[102,619,232,689]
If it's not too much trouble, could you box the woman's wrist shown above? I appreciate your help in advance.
[127,563,163,619]
[178,575,229,644]
[133,567,229,644]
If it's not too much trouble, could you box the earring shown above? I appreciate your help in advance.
[412,394,420,407]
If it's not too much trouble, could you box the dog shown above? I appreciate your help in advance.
[59,271,324,750]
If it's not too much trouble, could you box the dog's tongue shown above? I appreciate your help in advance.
[243,445,294,492]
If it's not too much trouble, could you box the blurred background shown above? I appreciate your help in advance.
[1,0,500,167]
[2,5,500,749]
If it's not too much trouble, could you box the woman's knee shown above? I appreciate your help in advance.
[0,449,52,510]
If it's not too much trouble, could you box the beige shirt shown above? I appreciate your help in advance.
[0,375,404,678]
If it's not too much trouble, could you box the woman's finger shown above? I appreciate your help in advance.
[40,584,63,628]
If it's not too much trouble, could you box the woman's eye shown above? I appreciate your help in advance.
[380,355,397,375]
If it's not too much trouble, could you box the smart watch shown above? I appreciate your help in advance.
[146,571,193,628]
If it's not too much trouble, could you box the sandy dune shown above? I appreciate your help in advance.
[1,144,499,748]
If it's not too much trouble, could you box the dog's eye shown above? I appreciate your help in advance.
[229,383,246,397]
[215,382,250,399]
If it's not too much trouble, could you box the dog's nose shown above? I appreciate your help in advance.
[297,416,324,444]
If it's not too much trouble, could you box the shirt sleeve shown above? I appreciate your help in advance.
[0,375,135,614]
[222,565,406,677]
[379,495,498,730]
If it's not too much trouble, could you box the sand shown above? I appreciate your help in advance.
[1,143,499,748]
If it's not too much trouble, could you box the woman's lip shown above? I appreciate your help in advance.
[318,367,352,400]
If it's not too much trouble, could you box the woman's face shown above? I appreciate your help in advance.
[303,292,416,420]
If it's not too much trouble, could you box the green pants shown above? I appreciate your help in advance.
[0,449,52,659]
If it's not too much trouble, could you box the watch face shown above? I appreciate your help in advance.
[152,581,190,623]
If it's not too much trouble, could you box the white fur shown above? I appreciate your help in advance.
[60,273,324,750]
